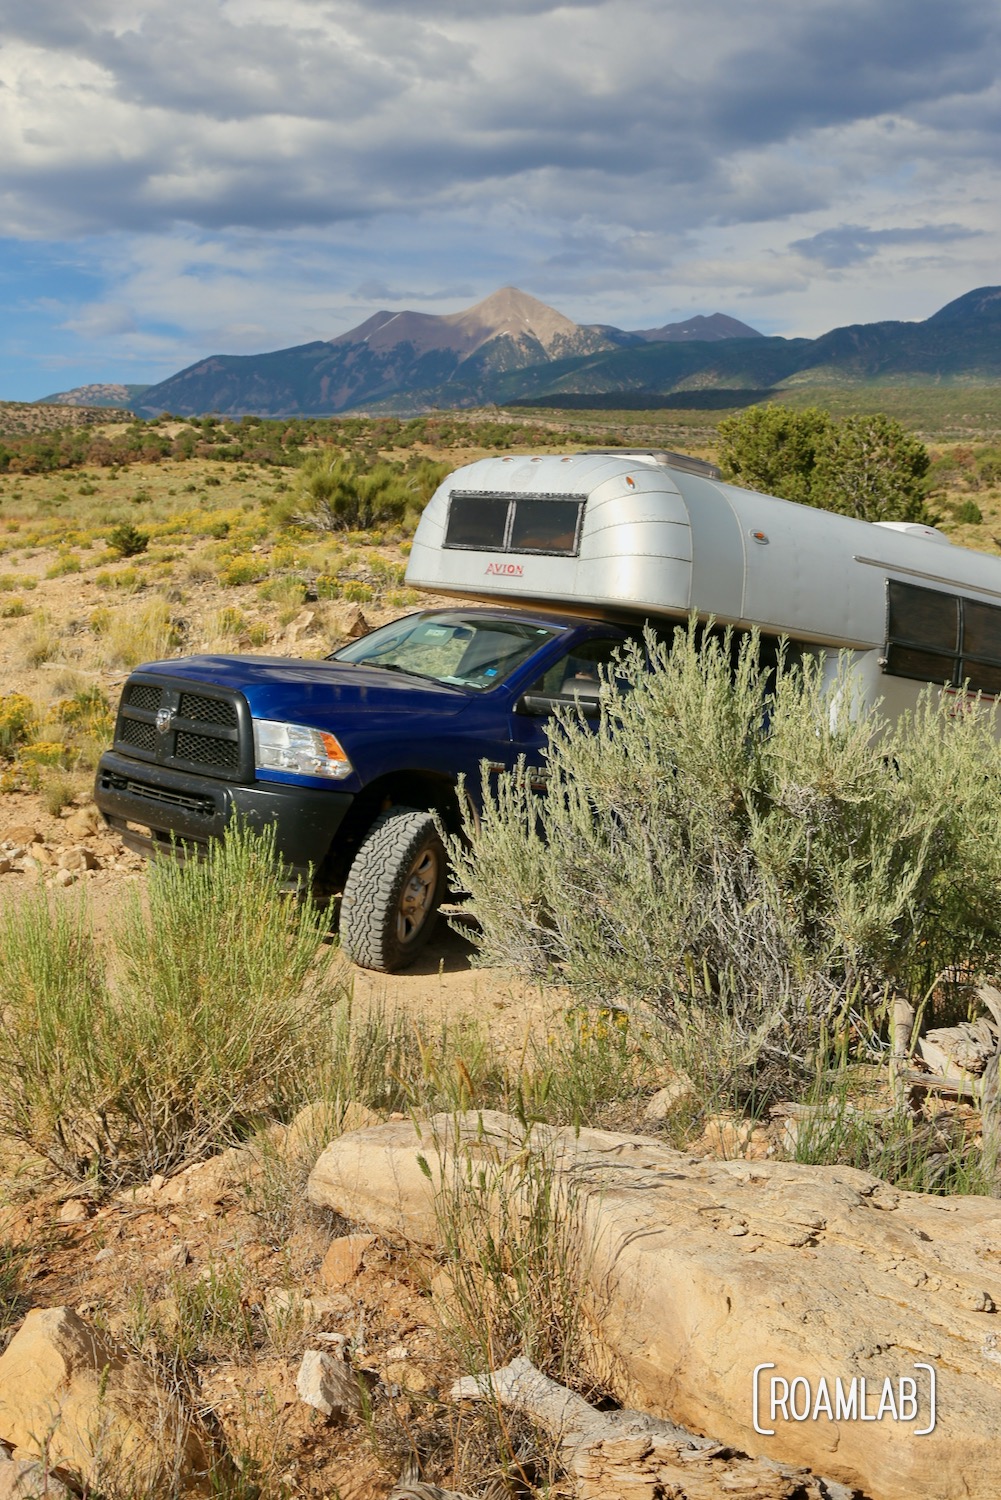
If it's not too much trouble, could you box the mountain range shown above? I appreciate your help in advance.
[40,285,1001,418]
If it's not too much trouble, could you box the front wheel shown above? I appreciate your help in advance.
[340,807,447,972]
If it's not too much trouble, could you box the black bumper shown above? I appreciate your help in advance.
[94,750,353,881]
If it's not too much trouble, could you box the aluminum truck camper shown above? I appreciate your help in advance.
[406,448,1001,724]
[96,447,1001,975]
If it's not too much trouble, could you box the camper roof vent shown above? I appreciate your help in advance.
[578,449,721,480]
[872,521,953,546]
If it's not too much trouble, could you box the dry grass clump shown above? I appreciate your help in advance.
[0,823,343,1186]
[94,597,183,669]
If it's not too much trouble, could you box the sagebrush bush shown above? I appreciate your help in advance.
[451,624,1001,1098]
[0,824,342,1184]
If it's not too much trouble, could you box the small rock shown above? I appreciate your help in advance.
[295,1348,362,1419]
[57,1199,91,1225]
[0,858,12,876]
[53,869,76,888]
[319,1233,376,1289]
[0,1455,74,1499]
[384,1343,409,1362]
[93,1247,114,1265]
[57,847,98,873]
[0,1306,208,1489]
[384,1360,427,1392]
[644,1075,696,1121]
[156,1242,191,1270]
[264,1288,349,1323]
[5,825,41,847]
[312,1332,349,1351]
[965,1289,996,1313]
[63,806,101,839]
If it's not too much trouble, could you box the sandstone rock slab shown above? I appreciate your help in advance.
[308,1111,1001,1500]
[0,1307,209,1494]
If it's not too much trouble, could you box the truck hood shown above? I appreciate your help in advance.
[136,653,471,721]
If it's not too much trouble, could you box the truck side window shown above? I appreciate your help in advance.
[528,638,624,702]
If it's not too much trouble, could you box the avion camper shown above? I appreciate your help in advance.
[407,448,1001,723]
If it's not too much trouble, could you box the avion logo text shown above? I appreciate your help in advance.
[486,561,524,576]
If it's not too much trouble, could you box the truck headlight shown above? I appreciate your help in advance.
[253,719,354,780]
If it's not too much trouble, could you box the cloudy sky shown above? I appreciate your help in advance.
[1,0,999,399]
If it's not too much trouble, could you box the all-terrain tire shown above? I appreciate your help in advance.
[340,807,447,972]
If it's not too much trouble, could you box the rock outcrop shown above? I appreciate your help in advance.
[308,1111,1001,1500]
[0,1307,209,1495]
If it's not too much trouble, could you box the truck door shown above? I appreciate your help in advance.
[508,636,628,757]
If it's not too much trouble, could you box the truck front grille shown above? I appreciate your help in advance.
[112,674,250,782]
[178,692,238,727]
[175,729,240,770]
[124,682,162,712]
[119,718,157,753]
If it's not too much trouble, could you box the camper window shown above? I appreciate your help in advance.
[444,492,584,556]
[886,579,1001,695]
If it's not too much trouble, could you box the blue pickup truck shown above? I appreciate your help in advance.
[94,604,635,971]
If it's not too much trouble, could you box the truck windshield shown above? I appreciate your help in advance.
[330,612,559,691]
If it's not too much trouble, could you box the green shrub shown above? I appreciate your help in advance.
[107,521,150,557]
[421,1118,594,1397]
[282,453,412,532]
[719,406,930,522]
[954,498,983,525]
[219,555,262,587]
[0,824,341,1185]
[0,1240,29,1347]
[451,625,1001,1102]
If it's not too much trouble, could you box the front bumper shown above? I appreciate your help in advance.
[94,750,353,881]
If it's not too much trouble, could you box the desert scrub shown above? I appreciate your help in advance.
[106,520,150,557]
[0,1240,29,1350]
[95,565,143,592]
[257,575,308,608]
[0,691,37,755]
[218,554,262,587]
[96,597,181,669]
[44,550,82,578]
[451,624,1001,1102]
[422,1117,596,1401]
[0,824,343,1185]
[17,611,59,667]
[279,452,413,532]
